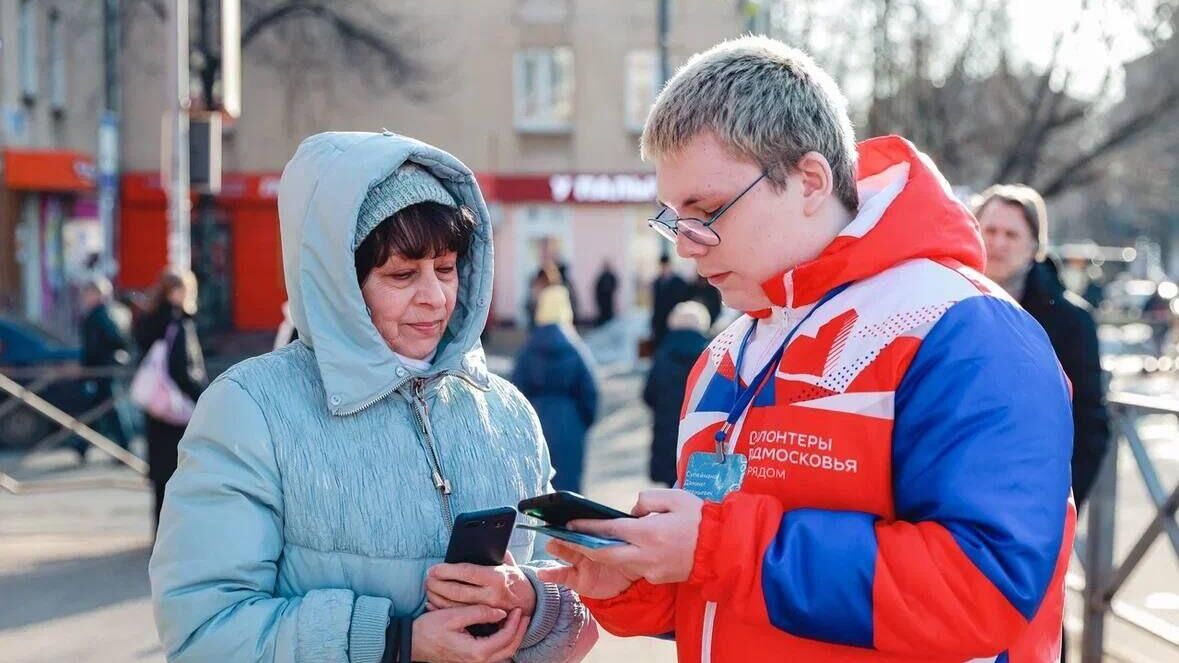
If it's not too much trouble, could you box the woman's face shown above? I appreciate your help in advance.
[361,250,459,360]
[166,285,188,308]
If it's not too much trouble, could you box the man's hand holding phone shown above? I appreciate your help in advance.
[517,490,633,549]
[535,538,640,600]
[536,489,705,598]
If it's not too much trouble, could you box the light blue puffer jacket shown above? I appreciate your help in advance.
[149,131,597,662]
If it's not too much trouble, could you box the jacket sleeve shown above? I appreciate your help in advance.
[167,319,208,402]
[149,378,394,663]
[513,407,599,663]
[1058,306,1110,502]
[573,353,599,428]
[91,309,129,365]
[581,580,678,638]
[642,358,659,409]
[511,344,537,398]
[684,297,1074,658]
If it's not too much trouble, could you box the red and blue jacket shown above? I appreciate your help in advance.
[583,136,1075,663]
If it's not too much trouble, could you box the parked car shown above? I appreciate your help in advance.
[0,316,85,450]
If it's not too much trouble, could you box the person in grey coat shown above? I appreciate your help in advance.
[149,131,597,663]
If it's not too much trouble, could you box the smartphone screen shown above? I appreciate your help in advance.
[517,522,626,548]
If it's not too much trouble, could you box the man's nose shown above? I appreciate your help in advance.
[675,233,708,259]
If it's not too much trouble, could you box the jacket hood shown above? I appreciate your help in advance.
[528,323,577,354]
[758,135,985,313]
[661,328,710,361]
[277,131,493,415]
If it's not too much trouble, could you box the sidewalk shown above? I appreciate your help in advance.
[0,372,672,663]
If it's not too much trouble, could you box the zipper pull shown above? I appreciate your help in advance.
[432,470,452,495]
[414,379,430,413]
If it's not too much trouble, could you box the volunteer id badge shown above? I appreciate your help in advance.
[683,452,748,502]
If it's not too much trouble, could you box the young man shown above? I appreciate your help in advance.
[539,36,1074,662]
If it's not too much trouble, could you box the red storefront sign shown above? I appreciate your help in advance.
[119,172,286,331]
[3,149,96,192]
[477,173,656,204]
[121,172,281,205]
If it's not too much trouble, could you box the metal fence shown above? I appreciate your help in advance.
[3,365,1178,659]
[0,366,148,493]
[1079,391,1179,661]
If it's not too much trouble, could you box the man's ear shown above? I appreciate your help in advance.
[796,151,834,216]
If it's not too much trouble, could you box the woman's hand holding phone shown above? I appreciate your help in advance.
[425,550,537,617]
[411,604,528,663]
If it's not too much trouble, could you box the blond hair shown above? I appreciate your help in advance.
[973,184,1049,261]
[642,36,859,212]
[668,301,710,334]
[534,285,574,327]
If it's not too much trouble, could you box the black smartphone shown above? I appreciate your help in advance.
[445,506,517,565]
[517,491,633,527]
[443,507,516,637]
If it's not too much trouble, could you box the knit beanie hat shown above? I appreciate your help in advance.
[354,164,457,251]
[668,300,711,334]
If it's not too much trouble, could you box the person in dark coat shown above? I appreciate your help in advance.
[643,301,711,487]
[594,260,619,327]
[650,255,689,349]
[1142,287,1174,356]
[77,275,134,458]
[977,185,1110,507]
[511,285,598,493]
[133,269,208,530]
[689,275,723,327]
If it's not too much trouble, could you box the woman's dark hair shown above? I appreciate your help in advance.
[354,201,478,285]
[151,269,199,315]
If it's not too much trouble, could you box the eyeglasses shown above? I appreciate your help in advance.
[647,172,767,247]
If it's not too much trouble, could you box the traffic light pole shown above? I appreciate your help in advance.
[167,0,192,272]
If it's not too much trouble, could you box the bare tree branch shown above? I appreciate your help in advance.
[1039,87,1179,197]
[990,9,1085,184]
[240,1,425,95]
[134,0,166,20]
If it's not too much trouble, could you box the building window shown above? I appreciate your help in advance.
[19,0,38,103]
[48,8,65,113]
[625,51,658,133]
[514,48,574,133]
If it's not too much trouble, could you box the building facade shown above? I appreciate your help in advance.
[117,0,745,330]
[0,0,105,335]
[2,1,746,333]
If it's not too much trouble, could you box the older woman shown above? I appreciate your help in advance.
[511,285,598,493]
[150,132,596,663]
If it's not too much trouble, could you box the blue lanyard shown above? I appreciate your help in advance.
[713,283,851,461]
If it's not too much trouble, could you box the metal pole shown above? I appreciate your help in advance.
[657,0,669,89]
[167,0,192,272]
[99,0,121,278]
[656,0,669,260]
[1081,417,1119,662]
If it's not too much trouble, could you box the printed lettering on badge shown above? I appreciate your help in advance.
[683,452,749,502]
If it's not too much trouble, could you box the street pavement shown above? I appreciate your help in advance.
[0,368,674,663]
[2,369,1177,661]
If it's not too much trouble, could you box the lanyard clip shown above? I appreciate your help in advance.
[713,426,729,463]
